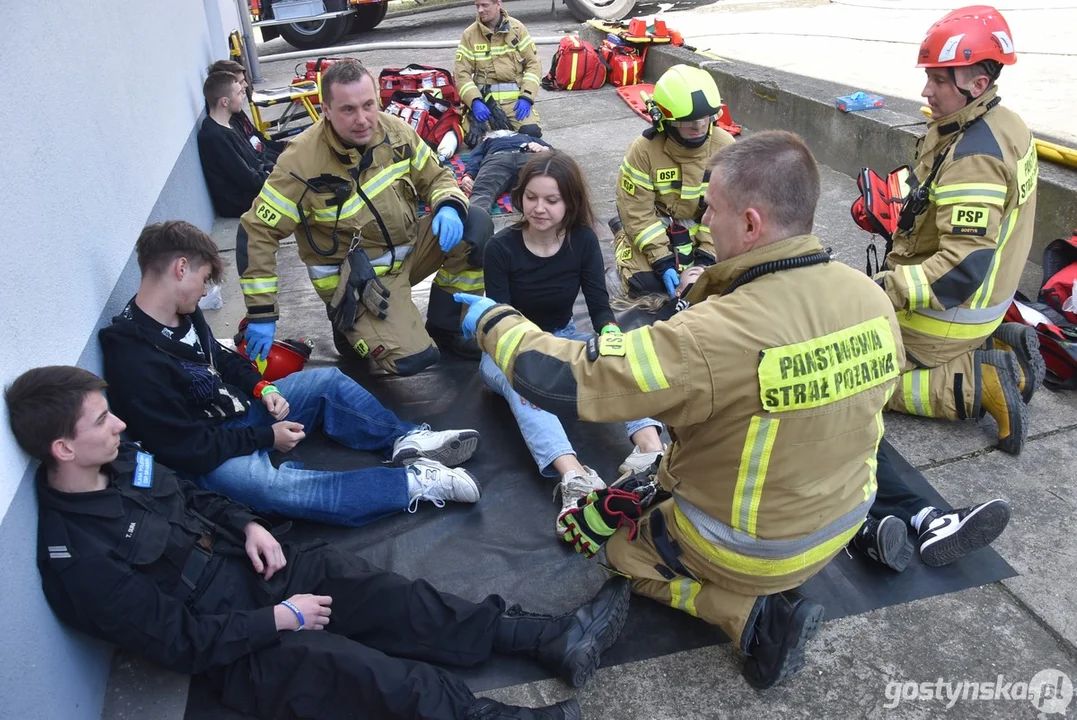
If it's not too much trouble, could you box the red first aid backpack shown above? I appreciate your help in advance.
[600,40,645,87]
[541,37,608,91]
[383,90,462,148]
[378,65,459,108]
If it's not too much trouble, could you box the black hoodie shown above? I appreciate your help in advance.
[98,299,274,475]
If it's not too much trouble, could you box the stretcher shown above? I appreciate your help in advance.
[616,83,743,136]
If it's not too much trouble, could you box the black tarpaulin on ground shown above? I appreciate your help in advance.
[185,304,1016,718]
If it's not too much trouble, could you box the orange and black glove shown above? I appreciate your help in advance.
[558,488,643,558]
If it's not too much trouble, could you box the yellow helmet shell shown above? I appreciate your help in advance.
[652,64,722,122]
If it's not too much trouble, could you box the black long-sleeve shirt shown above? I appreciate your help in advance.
[98,299,274,475]
[483,225,616,332]
[36,446,279,675]
[197,116,269,217]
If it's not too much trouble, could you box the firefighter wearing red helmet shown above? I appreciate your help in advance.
[877,5,1042,455]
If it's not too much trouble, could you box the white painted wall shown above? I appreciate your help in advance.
[0,1,242,717]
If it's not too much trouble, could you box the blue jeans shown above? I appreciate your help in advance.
[479,323,662,477]
[199,368,414,526]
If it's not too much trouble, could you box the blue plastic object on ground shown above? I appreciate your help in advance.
[836,91,885,112]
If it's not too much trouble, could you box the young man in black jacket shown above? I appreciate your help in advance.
[6,365,629,720]
[207,59,286,165]
[99,220,483,527]
[198,72,272,218]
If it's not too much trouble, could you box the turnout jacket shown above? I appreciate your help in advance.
[239,114,468,320]
[477,235,906,591]
[37,446,279,674]
[881,86,1038,356]
[616,128,736,275]
[99,300,273,476]
[454,10,542,108]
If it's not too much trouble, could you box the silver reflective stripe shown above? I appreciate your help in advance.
[659,217,698,229]
[489,82,520,91]
[307,265,341,279]
[673,491,874,560]
[368,245,415,267]
[914,297,1010,324]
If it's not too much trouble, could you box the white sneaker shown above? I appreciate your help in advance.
[392,424,480,467]
[407,458,482,513]
[553,467,606,535]
[617,444,666,477]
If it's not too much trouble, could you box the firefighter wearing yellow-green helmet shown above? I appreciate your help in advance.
[613,64,735,297]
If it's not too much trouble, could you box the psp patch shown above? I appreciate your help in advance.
[950,205,988,236]
[256,203,282,228]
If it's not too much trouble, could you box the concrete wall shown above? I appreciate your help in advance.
[0,2,240,717]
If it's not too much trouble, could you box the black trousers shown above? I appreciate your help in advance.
[870,442,952,523]
[197,541,505,720]
[469,153,530,214]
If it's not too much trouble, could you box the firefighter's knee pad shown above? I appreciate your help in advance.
[517,123,542,138]
[387,344,440,377]
[463,205,494,263]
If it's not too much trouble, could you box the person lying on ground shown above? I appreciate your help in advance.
[459,129,551,213]
[98,220,481,528]
[6,364,629,720]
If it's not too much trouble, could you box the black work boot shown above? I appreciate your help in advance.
[493,577,630,687]
[989,323,1046,403]
[976,349,1028,455]
[741,591,824,690]
[466,698,582,719]
[853,515,914,572]
[917,499,1012,567]
[426,323,482,359]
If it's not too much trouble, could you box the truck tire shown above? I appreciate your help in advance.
[349,2,388,33]
[278,16,350,49]
[564,0,636,22]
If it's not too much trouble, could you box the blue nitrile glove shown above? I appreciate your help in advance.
[245,320,276,362]
[432,207,464,252]
[514,97,532,121]
[471,99,491,123]
[454,292,496,340]
[662,268,680,297]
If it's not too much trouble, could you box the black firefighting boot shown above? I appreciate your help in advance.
[426,284,481,359]
[741,591,825,690]
[493,577,630,688]
[917,499,1012,568]
[976,350,1027,455]
[852,515,914,572]
[988,323,1045,403]
[466,698,582,720]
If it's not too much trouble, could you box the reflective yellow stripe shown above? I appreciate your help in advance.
[620,161,653,189]
[899,264,931,310]
[522,72,540,85]
[313,161,410,222]
[495,321,536,372]
[239,276,278,295]
[634,222,666,251]
[731,417,780,537]
[668,578,701,617]
[673,504,861,577]
[970,207,1018,309]
[311,274,339,292]
[456,46,476,60]
[864,411,884,501]
[518,35,535,52]
[458,80,479,96]
[625,328,670,393]
[434,268,485,292]
[680,185,706,200]
[412,142,433,172]
[488,89,520,102]
[257,183,300,222]
[930,182,1007,207]
[897,309,1003,340]
[901,368,934,417]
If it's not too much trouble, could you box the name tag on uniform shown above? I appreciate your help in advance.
[133,451,155,488]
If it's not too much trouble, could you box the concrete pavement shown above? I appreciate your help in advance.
[103,1,1077,717]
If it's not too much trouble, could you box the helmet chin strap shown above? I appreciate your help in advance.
[947,62,1001,106]
[666,123,712,149]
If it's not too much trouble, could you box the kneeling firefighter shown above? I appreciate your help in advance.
[457,132,905,688]
[854,5,1042,453]
[237,59,493,376]
[613,65,736,299]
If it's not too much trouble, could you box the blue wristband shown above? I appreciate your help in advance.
[279,600,305,630]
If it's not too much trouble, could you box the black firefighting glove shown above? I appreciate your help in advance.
[559,488,644,558]
[465,117,488,149]
[487,99,513,131]
[330,245,390,333]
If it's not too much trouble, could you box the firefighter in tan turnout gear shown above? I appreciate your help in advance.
[454,0,543,137]
[457,132,906,688]
[877,5,1043,453]
[238,60,492,377]
[614,65,735,298]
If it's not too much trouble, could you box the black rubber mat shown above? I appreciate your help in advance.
[185,304,1016,718]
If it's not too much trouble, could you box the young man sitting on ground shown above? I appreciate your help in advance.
[6,364,629,720]
[206,59,286,165]
[98,220,481,527]
[198,71,273,218]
